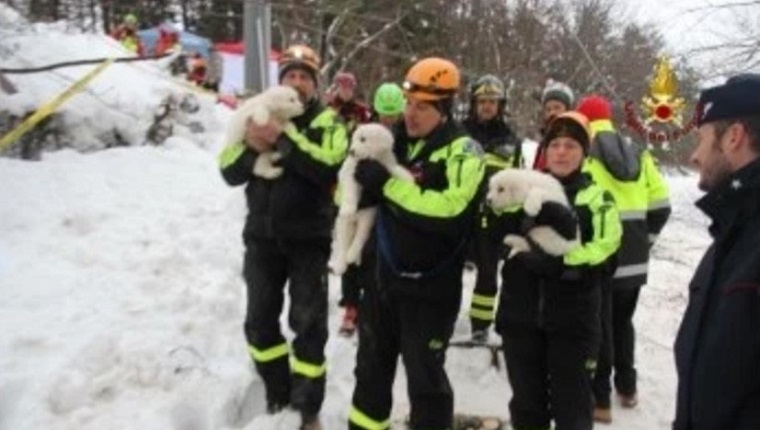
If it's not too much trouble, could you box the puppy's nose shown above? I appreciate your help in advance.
[348,148,355,156]
[486,197,493,206]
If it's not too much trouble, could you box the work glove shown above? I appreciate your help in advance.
[355,159,391,198]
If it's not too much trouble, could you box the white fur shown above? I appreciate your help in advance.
[225,86,304,179]
[328,124,413,275]
[486,169,580,258]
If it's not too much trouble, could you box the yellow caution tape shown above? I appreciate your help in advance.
[0,58,115,153]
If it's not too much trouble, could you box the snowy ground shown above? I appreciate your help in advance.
[0,6,713,429]
[0,127,710,430]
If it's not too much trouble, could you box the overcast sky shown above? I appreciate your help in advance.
[616,0,760,82]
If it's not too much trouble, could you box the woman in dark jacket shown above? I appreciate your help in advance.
[491,111,621,430]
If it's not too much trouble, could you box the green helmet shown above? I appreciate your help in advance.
[471,74,505,100]
[124,13,138,26]
[373,82,406,116]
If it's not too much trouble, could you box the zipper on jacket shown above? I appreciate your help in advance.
[537,277,545,328]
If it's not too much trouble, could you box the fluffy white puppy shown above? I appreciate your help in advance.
[328,124,414,275]
[486,168,580,258]
[225,85,304,179]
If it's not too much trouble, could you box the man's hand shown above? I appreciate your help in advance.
[245,118,283,153]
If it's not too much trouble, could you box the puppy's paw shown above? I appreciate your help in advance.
[503,234,530,258]
[328,257,348,276]
[523,192,544,216]
[345,245,362,266]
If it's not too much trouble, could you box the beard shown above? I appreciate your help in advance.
[699,153,733,192]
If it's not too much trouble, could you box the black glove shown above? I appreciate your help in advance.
[534,201,578,241]
[355,159,391,197]
[514,245,564,278]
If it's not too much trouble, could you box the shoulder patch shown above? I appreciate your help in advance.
[462,138,484,157]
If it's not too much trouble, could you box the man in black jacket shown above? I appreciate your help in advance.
[218,44,348,430]
[463,74,523,342]
[674,74,760,430]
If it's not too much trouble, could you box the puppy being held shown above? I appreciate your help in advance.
[225,85,304,179]
[329,123,413,275]
[486,168,580,258]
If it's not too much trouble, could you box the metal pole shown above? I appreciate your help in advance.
[243,0,268,93]
[264,2,272,86]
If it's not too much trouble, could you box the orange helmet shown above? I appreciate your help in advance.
[403,57,461,101]
[279,45,320,81]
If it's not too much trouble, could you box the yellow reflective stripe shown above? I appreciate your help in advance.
[248,343,289,363]
[283,110,347,166]
[348,405,391,430]
[219,142,247,169]
[614,263,649,278]
[648,197,670,210]
[619,210,646,221]
[471,293,496,307]
[469,308,494,321]
[384,137,485,218]
[564,185,622,267]
[483,153,512,169]
[290,356,326,378]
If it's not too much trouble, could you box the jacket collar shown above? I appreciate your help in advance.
[394,119,468,163]
[292,98,323,129]
[696,157,760,237]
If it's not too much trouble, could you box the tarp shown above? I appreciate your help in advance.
[215,43,280,95]
[137,23,212,58]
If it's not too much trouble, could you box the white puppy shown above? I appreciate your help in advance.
[328,124,414,275]
[225,85,304,179]
[486,168,580,258]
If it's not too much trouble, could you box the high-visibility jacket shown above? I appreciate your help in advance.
[218,99,348,240]
[493,171,622,328]
[583,119,671,287]
[373,120,485,295]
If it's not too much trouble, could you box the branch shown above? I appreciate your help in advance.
[337,12,406,71]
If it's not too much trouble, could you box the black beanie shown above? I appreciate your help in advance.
[543,114,590,154]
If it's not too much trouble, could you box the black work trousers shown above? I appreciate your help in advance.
[502,323,598,430]
[593,281,642,406]
[349,268,462,430]
[243,237,329,416]
[469,228,500,332]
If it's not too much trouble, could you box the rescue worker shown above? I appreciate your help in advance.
[533,79,574,170]
[110,13,144,56]
[576,95,671,423]
[674,74,760,430]
[463,74,523,342]
[372,82,406,128]
[347,57,485,430]
[493,112,622,430]
[337,82,407,337]
[327,71,372,133]
[218,44,348,430]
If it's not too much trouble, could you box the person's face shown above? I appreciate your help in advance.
[404,98,444,138]
[545,136,585,178]
[543,100,568,123]
[691,123,734,191]
[476,97,499,121]
[281,68,316,104]
[378,114,401,129]
[337,85,354,101]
